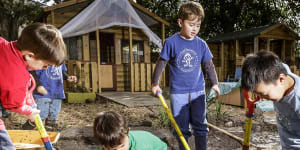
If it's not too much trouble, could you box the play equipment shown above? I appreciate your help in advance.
[156,92,190,150]
[242,89,260,150]
[34,114,54,150]
[21,75,55,150]
[7,130,59,150]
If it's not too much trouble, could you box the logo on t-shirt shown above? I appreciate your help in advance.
[176,49,199,72]
[46,66,62,80]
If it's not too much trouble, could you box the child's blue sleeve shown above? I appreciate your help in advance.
[201,41,213,62]
[62,63,67,72]
[160,40,171,61]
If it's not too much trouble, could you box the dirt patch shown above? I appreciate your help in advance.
[3,97,280,150]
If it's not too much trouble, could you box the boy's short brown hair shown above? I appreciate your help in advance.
[93,111,129,147]
[17,23,66,65]
[178,1,205,21]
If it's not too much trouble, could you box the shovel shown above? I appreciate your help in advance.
[156,92,190,150]
[34,114,54,150]
[28,74,54,150]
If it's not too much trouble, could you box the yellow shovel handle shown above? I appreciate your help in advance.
[34,115,48,138]
[157,93,190,150]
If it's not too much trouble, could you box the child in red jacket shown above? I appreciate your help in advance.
[0,23,66,149]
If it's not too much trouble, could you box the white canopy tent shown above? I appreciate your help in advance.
[60,0,162,49]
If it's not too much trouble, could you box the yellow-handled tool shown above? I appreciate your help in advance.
[242,89,260,150]
[34,114,54,150]
[156,92,190,150]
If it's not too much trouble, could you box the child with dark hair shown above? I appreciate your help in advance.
[0,22,66,149]
[93,111,167,150]
[241,51,300,150]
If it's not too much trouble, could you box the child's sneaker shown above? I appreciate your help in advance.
[46,119,58,130]
[22,120,36,130]
[0,110,11,118]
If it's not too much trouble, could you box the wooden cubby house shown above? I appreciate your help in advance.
[42,0,169,93]
[207,23,300,82]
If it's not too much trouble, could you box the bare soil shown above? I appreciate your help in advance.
[3,96,281,150]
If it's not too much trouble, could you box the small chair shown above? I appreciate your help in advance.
[225,67,241,82]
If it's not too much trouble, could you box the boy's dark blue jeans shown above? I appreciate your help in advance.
[170,91,208,150]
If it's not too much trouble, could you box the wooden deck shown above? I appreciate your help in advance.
[99,92,162,107]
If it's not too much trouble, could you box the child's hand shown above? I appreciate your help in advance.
[26,108,40,122]
[67,76,77,83]
[152,84,162,96]
[212,84,220,99]
[37,86,48,95]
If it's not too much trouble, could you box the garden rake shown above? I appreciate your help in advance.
[156,92,190,150]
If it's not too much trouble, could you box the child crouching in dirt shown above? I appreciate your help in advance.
[93,111,167,150]
[241,51,300,150]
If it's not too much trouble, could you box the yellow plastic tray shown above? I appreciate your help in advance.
[8,130,60,150]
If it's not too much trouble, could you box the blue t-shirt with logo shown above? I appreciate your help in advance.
[160,33,213,94]
[33,64,67,99]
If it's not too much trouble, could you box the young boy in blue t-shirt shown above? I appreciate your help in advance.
[23,63,76,129]
[242,51,300,150]
[152,1,220,150]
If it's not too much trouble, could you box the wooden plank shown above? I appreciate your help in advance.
[82,34,90,61]
[281,40,286,60]
[51,10,55,25]
[129,27,134,92]
[91,62,98,92]
[75,61,82,89]
[235,40,239,57]
[254,37,259,53]
[220,42,224,81]
[84,62,90,92]
[96,30,101,93]
[101,65,113,88]
[115,38,122,64]
[134,63,140,91]
[116,65,125,91]
[144,41,150,63]
[161,23,165,44]
[100,92,161,107]
[267,39,270,51]
[140,63,145,91]
[291,40,296,63]
[146,64,151,91]
[259,34,295,40]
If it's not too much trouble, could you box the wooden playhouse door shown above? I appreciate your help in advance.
[100,32,116,90]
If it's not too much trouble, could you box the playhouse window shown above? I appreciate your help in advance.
[64,36,83,60]
[121,40,144,63]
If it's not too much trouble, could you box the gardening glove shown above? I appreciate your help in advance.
[212,84,220,99]
[67,76,77,83]
[37,86,48,95]
[152,84,162,96]
[26,108,40,122]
